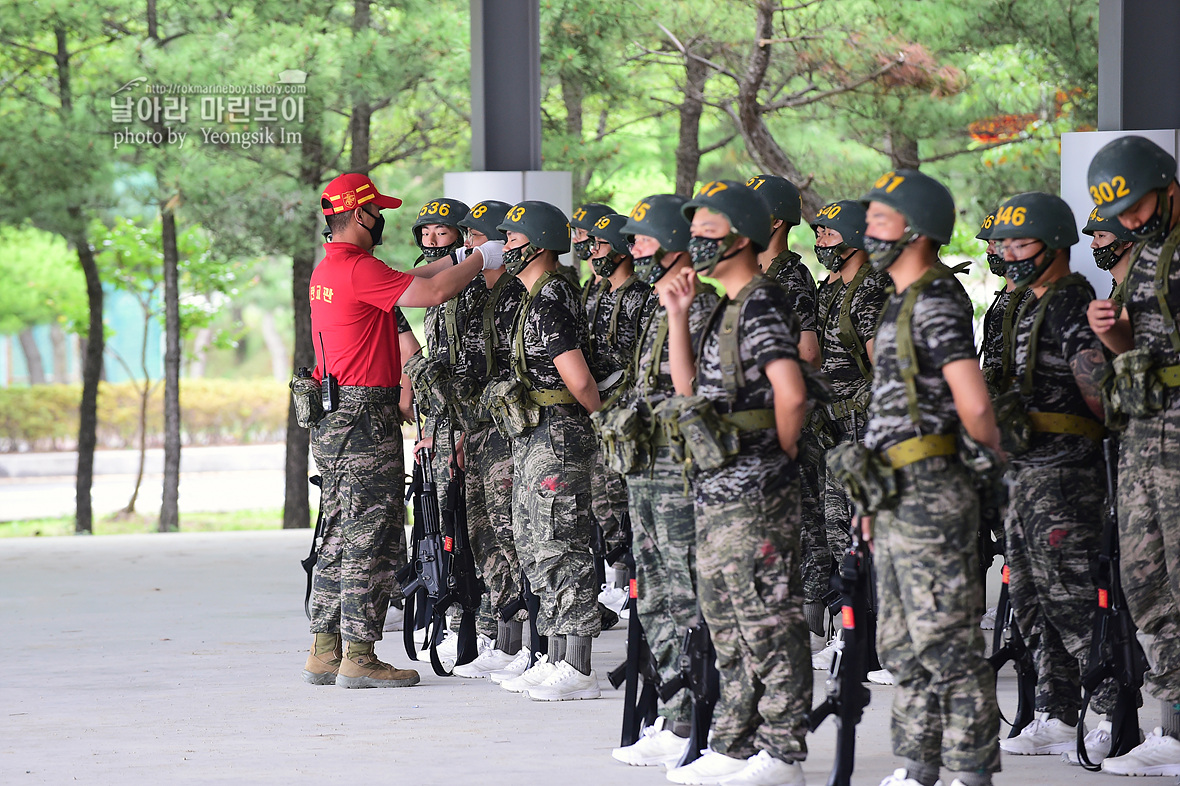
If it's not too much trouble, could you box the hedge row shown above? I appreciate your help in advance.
[0,379,289,452]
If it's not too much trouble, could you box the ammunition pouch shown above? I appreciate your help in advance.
[290,374,324,429]
[653,399,686,463]
[483,378,541,439]
[1109,348,1179,419]
[805,406,837,452]
[590,403,652,475]
[666,396,775,472]
[993,389,1032,457]
[826,441,898,514]
[958,429,1006,486]
[403,351,453,419]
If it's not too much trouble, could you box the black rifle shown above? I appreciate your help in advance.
[396,399,449,665]
[1077,438,1146,770]
[301,475,326,620]
[606,516,660,747]
[987,562,1037,737]
[808,492,873,786]
[658,614,720,769]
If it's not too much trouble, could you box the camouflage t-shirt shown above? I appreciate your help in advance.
[1010,275,1104,468]
[766,250,818,333]
[591,275,651,379]
[864,273,978,453]
[583,277,609,321]
[457,273,526,388]
[395,307,412,336]
[514,271,592,392]
[1125,228,1180,373]
[819,266,890,401]
[694,276,801,506]
[424,276,488,377]
[632,283,721,407]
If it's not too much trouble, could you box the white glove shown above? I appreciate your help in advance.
[478,240,505,270]
[451,246,469,264]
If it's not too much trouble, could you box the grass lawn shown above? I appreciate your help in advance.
[0,508,317,538]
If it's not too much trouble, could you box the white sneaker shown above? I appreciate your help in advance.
[718,751,805,786]
[867,669,895,686]
[980,606,997,630]
[999,712,1079,755]
[667,750,749,784]
[1064,719,1115,765]
[382,605,404,632]
[501,654,557,693]
[600,583,630,615]
[612,717,689,767]
[451,646,517,678]
[812,629,843,671]
[526,660,602,701]
[1101,727,1180,776]
[877,769,925,786]
[488,649,531,684]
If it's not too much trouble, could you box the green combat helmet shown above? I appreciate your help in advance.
[860,169,955,271]
[570,202,616,261]
[988,191,1077,287]
[497,200,571,276]
[977,211,1006,277]
[1082,206,1135,271]
[587,213,633,278]
[746,174,803,227]
[621,193,690,285]
[458,200,511,242]
[412,197,470,261]
[811,200,866,272]
[1087,136,1177,242]
[682,180,772,275]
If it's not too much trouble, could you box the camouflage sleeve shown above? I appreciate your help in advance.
[396,307,411,334]
[744,284,801,370]
[537,279,584,361]
[688,288,721,350]
[1051,282,1106,364]
[913,278,977,370]
[789,263,818,333]
[851,271,890,342]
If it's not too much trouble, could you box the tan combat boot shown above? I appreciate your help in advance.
[336,641,421,688]
[302,632,343,685]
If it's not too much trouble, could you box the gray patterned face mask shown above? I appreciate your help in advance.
[688,233,738,275]
[815,243,851,272]
[503,244,541,276]
[863,231,912,272]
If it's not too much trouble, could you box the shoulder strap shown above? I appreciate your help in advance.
[836,262,874,383]
[1000,286,1030,384]
[443,291,462,366]
[608,275,641,344]
[1152,222,1180,352]
[694,290,731,394]
[481,274,511,379]
[896,265,953,429]
[1019,273,1096,396]
[512,270,560,388]
[718,277,763,394]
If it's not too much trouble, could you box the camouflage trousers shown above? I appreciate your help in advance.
[1120,407,1180,702]
[465,423,525,634]
[1006,462,1116,716]
[628,448,698,725]
[875,459,1000,774]
[799,433,830,604]
[309,389,406,642]
[428,417,457,512]
[695,469,812,762]
[591,445,631,552]
[511,405,601,638]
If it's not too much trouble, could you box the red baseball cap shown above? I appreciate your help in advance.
[320,173,403,215]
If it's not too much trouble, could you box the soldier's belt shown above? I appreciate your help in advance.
[1157,364,1180,387]
[826,398,867,422]
[1027,412,1106,443]
[884,433,957,469]
[720,408,776,432]
[339,385,400,404]
[526,387,578,407]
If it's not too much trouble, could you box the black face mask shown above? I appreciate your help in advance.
[1130,189,1171,242]
[1007,242,1050,287]
[503,244,541,276]
[591,251,624,278]
[574,238,594,260]
[362,210,385,247]
[688,234,739,275]
[863,229,913,272]
[421,243,458,261]
[986,252,1006,277]
[815,243,851,272]
[634,249,670,285]
[1093,242,1125,271]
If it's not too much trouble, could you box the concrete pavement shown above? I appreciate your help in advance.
[0,530,1152,785]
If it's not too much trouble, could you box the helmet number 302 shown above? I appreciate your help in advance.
[1090,176,1130,206]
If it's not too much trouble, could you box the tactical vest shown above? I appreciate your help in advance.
[480,273,518,380]
[693,277,776,429]
[821,261,874,385]
[512,270,578,406]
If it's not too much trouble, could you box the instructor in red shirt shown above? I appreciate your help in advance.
[302,173,503,689]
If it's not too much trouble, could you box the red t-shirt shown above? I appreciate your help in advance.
[309,242,413,387]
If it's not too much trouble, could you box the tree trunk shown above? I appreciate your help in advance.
[73,225,103,535]
[283,100,325,531]
[349,0,372,174]
[561,75,590,196]
[18,329,46,385]
[675,55,709,198]
[159,206,181,532]
[188,327,212,378]
[734,1,824,217]
[49,322,68,383]
[260,310,290,381]
[887,130,921,170]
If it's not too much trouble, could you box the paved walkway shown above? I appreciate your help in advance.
[0,530,1152,785]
